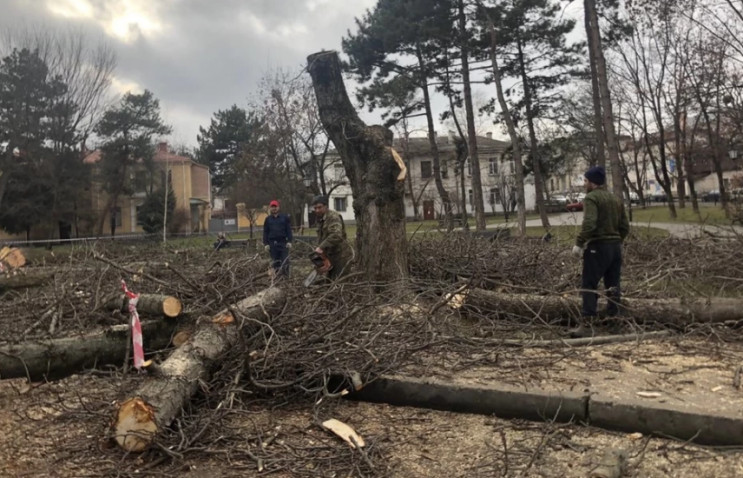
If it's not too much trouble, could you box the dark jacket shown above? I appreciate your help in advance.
[263,213,293,245]
[576,187,630,247]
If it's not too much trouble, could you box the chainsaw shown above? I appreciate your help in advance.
[303,251,332,287]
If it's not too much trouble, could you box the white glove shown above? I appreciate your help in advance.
[264,245,270,252]
[572,245,583,257]
[286,242,292,249]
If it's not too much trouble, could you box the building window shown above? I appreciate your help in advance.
[468,188,473,206]
[489,157,498,176]
[509,161,515,174]
[334,197,347,212]
[441,160,448,178]
[421,161,432,179]
[467,160,472,177]
[489,187,499,206]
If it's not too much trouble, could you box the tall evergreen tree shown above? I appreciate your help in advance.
[197,105,262,193]
[94,90,171,235]
[344,0,459,229]
[481,0,583,227]
[0,48,68,238]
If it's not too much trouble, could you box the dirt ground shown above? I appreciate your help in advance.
[1,371,743,478]
[2,238,743,477]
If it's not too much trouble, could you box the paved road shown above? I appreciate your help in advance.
[492,211,743,238]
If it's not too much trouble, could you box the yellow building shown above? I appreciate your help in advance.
[84,142,211,235]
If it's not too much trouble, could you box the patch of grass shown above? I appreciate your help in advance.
[523,225,669,245]
[629,204,732,225]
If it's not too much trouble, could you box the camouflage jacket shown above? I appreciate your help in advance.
[317,210,352,259]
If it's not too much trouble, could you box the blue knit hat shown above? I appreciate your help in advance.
[585,166,606,186]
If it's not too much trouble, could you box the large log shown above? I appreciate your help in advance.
[105,294,182,318]
[0,269,54,291]
[0,320,178,381]
[462,288,743,325]
[113,287,286,452]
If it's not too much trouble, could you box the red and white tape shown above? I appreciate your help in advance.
[121,279,145,369]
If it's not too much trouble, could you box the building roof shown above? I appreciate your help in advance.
[83,142,208,170]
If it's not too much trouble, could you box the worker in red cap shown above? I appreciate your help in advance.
[262,199,293,278]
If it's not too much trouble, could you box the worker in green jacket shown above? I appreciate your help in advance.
[571,166,630,335]
[312,195,353,280]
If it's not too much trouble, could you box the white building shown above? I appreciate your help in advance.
[319,132,537,223]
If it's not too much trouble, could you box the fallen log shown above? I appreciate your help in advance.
[0,269,54,291]
[461,289,743,325]
[104,294,182,318]
[0,320,178,381]
[113,287,286,452]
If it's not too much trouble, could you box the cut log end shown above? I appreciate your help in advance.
[114,398,158,452]
[162,296,182,318]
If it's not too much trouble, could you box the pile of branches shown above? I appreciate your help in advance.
[4,232,743,476]
[409,233,743,299]
[0,240,269,342]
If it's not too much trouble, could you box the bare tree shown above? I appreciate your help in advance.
[2,26,117,149]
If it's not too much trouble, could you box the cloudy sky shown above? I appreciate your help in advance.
[0,0,379,147]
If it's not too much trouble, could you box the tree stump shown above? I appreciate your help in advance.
[307,50,407,283]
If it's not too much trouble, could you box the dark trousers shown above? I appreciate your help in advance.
[581,242,622,317]
[269,242,290,277]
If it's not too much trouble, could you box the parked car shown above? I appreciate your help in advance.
[628,191,641,204]
[731,188,743,202]
[549,194,569,205]
[702,190,720,202]
[650,192,668,203]
[566,200,583,212]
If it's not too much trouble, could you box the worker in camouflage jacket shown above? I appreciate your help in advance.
[571,166,630,335]
[312,195,353,280]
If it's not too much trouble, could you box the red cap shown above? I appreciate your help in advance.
[269,200,279,207]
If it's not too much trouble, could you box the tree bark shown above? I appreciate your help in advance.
[487,20,526,236]
[416,44,454,231]
[585,0,606,169]
[113,287,286,452]
[463,288,743,326]
[0,269,54,291]
[515,35,550,229]
[585,0,623,198]
[458,0,486,231]
[104,294,182,318]
[307,51,408,282]
[0,320,178,381]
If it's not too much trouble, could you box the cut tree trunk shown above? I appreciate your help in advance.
[0,269,54,291]
[113,287,286,452]
[104,294,182,318]
[0,320,178,381]
[307,50,407,283]
[462,288,743,326]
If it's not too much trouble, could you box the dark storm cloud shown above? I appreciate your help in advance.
[0,0,376,145]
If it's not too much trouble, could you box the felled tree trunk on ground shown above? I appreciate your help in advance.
[113,287,286,452]
[104,294,182,318]
[307,51,407,283]
[462,288,743,325]
[0,320,178,381]
[0,269,54,291]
